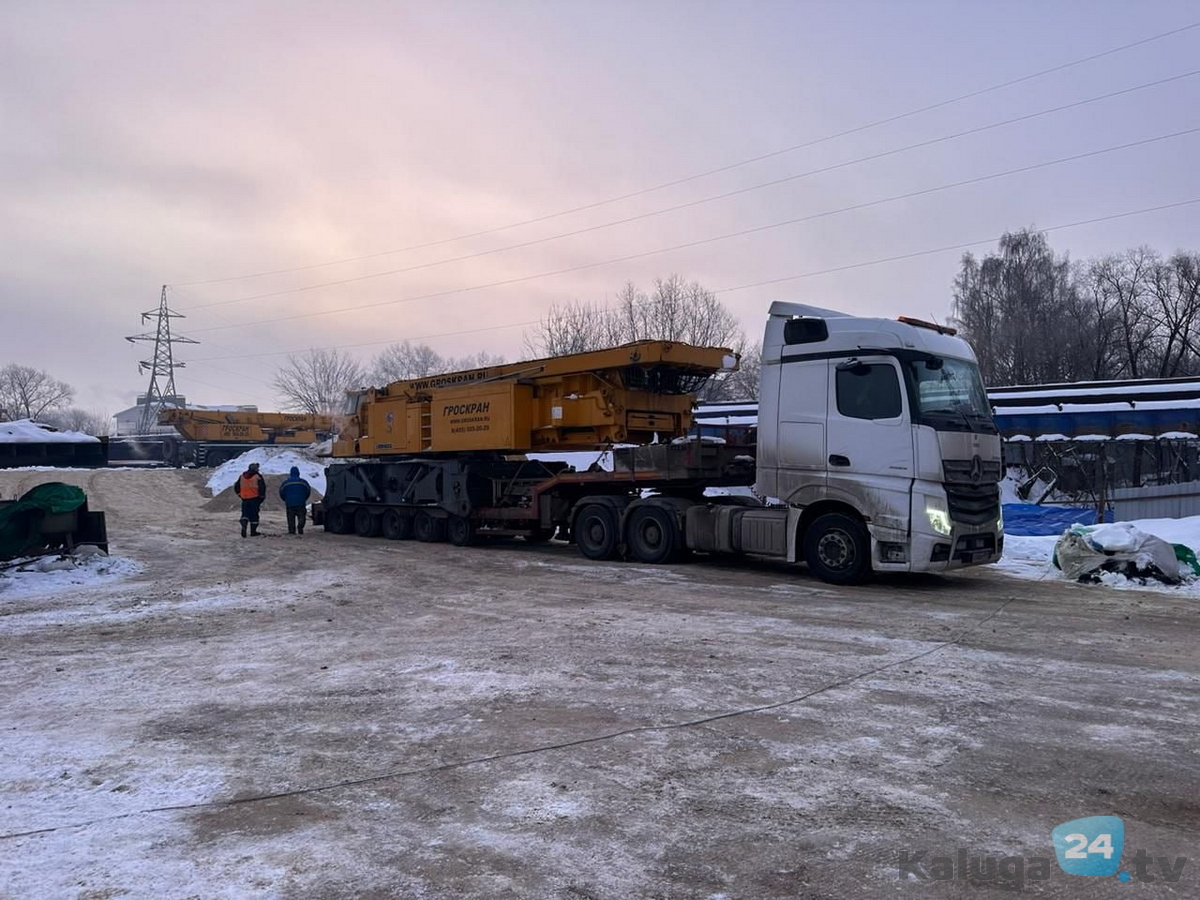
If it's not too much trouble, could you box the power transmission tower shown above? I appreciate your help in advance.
[126,285,199,433]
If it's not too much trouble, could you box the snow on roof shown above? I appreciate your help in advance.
[993,399,1200,415]
[0,420,100,444]
[989,380,1200,401]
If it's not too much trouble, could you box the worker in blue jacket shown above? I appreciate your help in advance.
[278,466,313,535]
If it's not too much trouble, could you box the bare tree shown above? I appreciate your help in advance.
[453,351,507,370]
[694,340,761,402]
[42,408,112,435]
[372,341,447,383]
[621,276,742,348]
[0,364,75,420]
[1150,252,1200,376]
[526,276,745,357]
[273,348,365,416]
[525,298,624,356]
[371,342,507,384]
[952,230,1078,384]
[1089,249,1158,378]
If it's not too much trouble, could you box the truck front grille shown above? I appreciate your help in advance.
[942,458,1003,484]
[945,483,1000,526]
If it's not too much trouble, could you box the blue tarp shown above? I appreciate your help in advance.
[1003,503,1113,537]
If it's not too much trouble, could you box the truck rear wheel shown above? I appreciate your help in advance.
[325,506,352,534]
[803,512,871,584]
[381,509,413,540]
[354,507,381,537]
[575,504,618,560]
[626,505,683,564]
[447,515,476,546]
[414,510,446,543]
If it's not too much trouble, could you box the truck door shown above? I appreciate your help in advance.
[771,357,828,504]
[825,357,914,539]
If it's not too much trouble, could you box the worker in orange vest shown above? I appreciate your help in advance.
[235,462,267,537]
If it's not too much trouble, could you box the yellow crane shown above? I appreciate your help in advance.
[334,340,737,457]
[160,408,334,445]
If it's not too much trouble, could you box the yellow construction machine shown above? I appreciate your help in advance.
[151,408,335,467]
[334,340,737,457]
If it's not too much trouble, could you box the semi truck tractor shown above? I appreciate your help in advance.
[317,302,1003,583]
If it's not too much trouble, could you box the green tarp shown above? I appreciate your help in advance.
[0,482,87,561]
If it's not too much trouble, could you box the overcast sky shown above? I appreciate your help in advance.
[2,0,1199,414]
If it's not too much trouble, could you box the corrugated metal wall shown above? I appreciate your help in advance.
[1111,481,1200,521]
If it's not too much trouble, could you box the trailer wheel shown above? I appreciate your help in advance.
[381,509,413,540]
[803,512,871,584]
[626,505,683,564]
[325,506,352,534]
[575,504,618,560]
[354,507,381,537]
[413,510,446,543]
[447,515,476,546]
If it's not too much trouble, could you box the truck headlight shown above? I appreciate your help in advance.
[926,507,952,536]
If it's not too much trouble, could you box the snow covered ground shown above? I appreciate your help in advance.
[2,466,1198,899]
[206,446,328,496]
[994,514,1200,596]
[0,550,142,599]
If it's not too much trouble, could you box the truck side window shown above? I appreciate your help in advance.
[836,364,902,420]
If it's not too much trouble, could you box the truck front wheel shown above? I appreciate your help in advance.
[803,512,871,584]
[575,504,618,560]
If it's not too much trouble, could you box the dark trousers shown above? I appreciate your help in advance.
[286,505,307,534]
[240,498,263,524]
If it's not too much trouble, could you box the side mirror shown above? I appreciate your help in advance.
[784,317,829,345]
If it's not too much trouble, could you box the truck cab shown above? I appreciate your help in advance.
[755,302,1003,579]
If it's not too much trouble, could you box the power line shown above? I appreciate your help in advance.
[181,69,1200,313]
[712,198,1200,296]
[185,196,1200,364]
[188,319,540,363]
[171,20,1200,290]
[184,126,1200,336]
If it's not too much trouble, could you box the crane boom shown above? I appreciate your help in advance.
[158,408,334,444]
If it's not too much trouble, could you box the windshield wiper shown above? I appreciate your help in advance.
[926,407,976,432]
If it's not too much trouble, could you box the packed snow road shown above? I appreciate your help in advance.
[1,468,1197,898]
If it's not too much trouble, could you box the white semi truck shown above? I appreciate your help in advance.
[731,301,1004,581]
[320,302,1004,584]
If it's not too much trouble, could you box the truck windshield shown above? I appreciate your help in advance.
[905,356,996,433]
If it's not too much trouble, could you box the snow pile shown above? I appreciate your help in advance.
[206,446,327,496]
[0,550,142,598]
[994,514,1200,595]
[0,419,100,444]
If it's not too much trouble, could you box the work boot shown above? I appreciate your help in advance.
[240,519,248,538]
[250,523,260,536]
